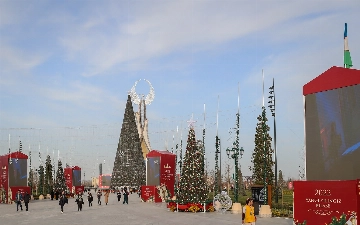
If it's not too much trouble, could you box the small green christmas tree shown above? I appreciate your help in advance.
[37,165,45,195]
[28,168,34,195]
[177,127,207,204]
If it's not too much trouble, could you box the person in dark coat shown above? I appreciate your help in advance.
[55,189,59,200]
[50,189,54,200]
[87,193,93,207]
[123,188,129,204]
[59,191,68,214]
[75,192,84,211]
[116,190,121,202]
[15,190,23,211]
[23,191,30,211]
[97,190,102,205]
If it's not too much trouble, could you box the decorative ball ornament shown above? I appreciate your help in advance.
[129,79,155,105]
[213,191,232,213]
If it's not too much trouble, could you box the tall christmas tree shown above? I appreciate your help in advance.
[28,168,34,195]
[177,127,207,204]
[44,155,53,194]
[54,160,66,191]
[110,95,146,188]
[37,165,45,195]
[249,107,274,203]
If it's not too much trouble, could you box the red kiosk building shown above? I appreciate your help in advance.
[141,150,176,202]
[0,151,30,204]
[295,66,360,224]
[64,166,84,194]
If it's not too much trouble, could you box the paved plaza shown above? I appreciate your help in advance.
[0,193,294,225]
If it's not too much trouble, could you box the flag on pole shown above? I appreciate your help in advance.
[344,23,353,68]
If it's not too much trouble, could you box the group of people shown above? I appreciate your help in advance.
[57,187,131,214]
[13,186,135,214]
[14,189,31,211]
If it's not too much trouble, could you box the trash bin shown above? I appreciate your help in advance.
[251,185,264,215]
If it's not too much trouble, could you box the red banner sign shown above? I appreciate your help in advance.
[141,185,156,202]
[74,186,84,194]
[64,167,73,192]
[0,156,9,203]
[159,154,176,197]
[294,180,359,225]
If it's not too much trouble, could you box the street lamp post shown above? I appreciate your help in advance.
[268,78,277,203]
[226,145,244,203]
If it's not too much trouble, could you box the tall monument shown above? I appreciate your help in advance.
[129,79,155,160]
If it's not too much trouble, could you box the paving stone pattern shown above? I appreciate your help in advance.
[0,193,294,225]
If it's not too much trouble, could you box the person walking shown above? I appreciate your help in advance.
[55,189,59,200]
[116,190,121,202]
[97,190,102,205]
[15,190,23,211]
[50,189,54,200]
[87,193,93,207]
[242,198,256,225]
[76,192,84,211]
[104,190,109,205]
[59,191,68,214]
[23,191,30,211]
[123,188,129,204]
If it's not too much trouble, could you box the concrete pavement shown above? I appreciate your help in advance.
[0,193,294,225]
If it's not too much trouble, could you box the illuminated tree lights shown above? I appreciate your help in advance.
[54,160,66,191]
[110,95,145,188]
[177,128,207,204]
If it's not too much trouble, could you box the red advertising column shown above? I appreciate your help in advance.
[160,153,176,197]
[357,179,360,219]
[64,167,73,192]
[0,155,9,203]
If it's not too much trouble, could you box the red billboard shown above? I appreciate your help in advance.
[141,185,156,202]
[294,180,359,225]
[74,186,84,194]
[99,174,111,189]
[0,155,9,203]
[10,186,31,201]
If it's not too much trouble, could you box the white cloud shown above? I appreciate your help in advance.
[54,1,358,76]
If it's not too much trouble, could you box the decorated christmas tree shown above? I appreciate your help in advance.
[28,168,34,195]
[177,127,207,204]
[44,155,53,194]
[249,107,274,204]
[249,107,274,185]
[54,160,66,191]
[37,165,45,195]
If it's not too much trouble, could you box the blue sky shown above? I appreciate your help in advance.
[1,0,359,181]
